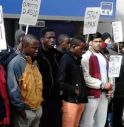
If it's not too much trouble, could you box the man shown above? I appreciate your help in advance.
[7,34,43,127]
[113,48,124,127]
[56,34,70,63]
[57,34,70,52]
[102,32,117,55]
[80,32,112,127]
[14,29,25,51]
[37,28,61,127]
[0,29,25,68]
[57,35,88,127]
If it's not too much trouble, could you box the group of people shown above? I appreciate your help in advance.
[0,27,124,127]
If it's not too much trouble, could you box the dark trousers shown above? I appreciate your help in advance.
[105,99,113,127]
[40,100,62,127]
[113,98,124,127]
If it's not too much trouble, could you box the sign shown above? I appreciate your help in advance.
[83,7,101,35]
[0,6,7,51]
[108,55,122,77]
[101,2,113,16]
[112,21,123,43]
[19,0,41,25]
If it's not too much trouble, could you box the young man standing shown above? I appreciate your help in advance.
[7,34,43,127]
[56,34,70,63]
[57,35,88,127]
[37,28,61,127]
[80,32,112,127]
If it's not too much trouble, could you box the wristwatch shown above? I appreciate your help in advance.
[100,83,105,90]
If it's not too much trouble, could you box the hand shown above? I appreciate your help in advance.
[75,89,80,96]
[20,110,26,119]
[106,90,113,98]
[104,82,112,90]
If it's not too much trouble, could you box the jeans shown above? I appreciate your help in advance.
[80,93,108,127]
[13,106,42,127]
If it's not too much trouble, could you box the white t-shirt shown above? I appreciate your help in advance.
[94,52,107,85]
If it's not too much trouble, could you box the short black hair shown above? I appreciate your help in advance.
[39,27,55,38]
[70,35,86,47]
[89,32,103,41]
[22,34,38,47]
[74,35,86,42]
[58,34,70,45]
[102,32,111,41]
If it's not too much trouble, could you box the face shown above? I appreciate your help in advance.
[41,31,56,49]
[105,37,111,44]
[91,38,103,52]
[73,42,87,57]
[24,40,39,58]
[121,47,124,54]
[61,38,70,51]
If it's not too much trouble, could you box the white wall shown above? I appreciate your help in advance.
[116,0,124,35]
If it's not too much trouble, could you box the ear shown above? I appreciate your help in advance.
[40,38,43,44]
[72,45,76,48]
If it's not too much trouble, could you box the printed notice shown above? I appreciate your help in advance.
[83,7,101,35]
[19,0,41,25]
[112,21,123,43]
[0,6,7,51]
[108,55,122,77]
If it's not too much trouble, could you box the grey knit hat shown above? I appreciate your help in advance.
[15,29,25,45]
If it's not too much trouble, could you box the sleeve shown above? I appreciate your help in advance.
[115,56,124,91]
[56,56,76,96]
[81,53,102,89]
[0,65,10,125]
[7,58,26,111]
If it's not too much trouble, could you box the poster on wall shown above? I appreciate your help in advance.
[0,6,7,51]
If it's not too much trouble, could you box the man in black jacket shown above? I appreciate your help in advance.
[113,53,124,127]
[37,28,61,127]
[57,35,88,127]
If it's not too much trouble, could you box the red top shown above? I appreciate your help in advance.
[0,65,10,125]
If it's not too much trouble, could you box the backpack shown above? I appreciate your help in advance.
[0,49,17,70]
